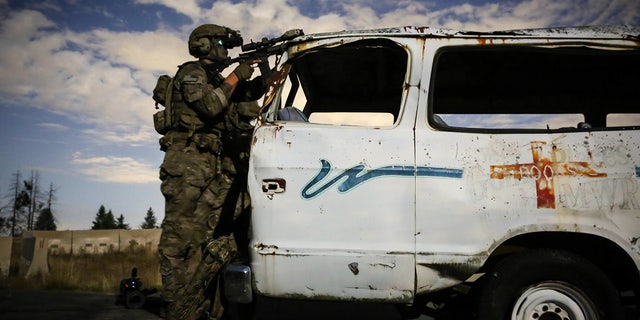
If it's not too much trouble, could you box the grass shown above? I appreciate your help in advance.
[1,248,161,294]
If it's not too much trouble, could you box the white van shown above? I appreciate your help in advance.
[225,26,640,320]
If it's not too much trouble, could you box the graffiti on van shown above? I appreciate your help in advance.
[490,141,607,208]
[301,159,463,199]
[486,141,639,210]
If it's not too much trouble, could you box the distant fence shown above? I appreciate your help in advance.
[0,229,162,277]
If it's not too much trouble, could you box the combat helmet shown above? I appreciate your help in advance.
[188,24,242,60]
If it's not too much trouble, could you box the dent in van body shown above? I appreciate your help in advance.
[415,254,486,294]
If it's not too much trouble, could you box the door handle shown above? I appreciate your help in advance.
[262,178,286,196]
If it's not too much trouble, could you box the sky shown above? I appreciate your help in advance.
[0,0,638,232]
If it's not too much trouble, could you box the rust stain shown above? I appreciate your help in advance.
[476,38,498,45]
[406,26,430,33]
[490,141,607,209]
[262,64,291,107]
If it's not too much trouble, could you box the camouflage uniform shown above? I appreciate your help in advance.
[157,25,261,320]
[219,90,261,262]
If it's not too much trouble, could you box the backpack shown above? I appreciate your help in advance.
[152,75,174,134]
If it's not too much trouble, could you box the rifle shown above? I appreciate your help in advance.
[208,29,304,79]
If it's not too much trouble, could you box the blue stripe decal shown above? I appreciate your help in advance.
[417,166,464,179]
[301,159,463,199]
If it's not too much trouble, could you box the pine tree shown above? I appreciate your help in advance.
[116,214,129,229]
[26,170,43,230]
[105,210,117,229]
[91,205,118,229]
[34,207,57,230]
[35,182,58,231]
[8,170,25,236]
[140,207,158,229]
[3,170,54,235]
[0,216,8,235]
[91,205,107,229]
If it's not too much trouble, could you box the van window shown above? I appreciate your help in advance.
[270,39,408,126]
[429,46,640,132]
[437,114,585,130]
[607,113,640,127]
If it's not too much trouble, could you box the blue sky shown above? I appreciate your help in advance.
[0,0,638,231]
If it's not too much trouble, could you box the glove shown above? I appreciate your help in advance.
[233,61,254,81]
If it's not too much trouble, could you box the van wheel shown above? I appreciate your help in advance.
[474,249,623,320]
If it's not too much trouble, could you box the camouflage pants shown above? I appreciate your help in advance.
[158,139,235,320]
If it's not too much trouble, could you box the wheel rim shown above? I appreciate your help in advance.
[511,282,598,320]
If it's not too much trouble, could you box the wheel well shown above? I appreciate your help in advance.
[483,232,640,293]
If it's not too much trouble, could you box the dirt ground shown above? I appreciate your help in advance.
[0,288,428,320]
[0,289,163,320]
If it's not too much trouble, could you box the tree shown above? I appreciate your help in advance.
[91,205,107,229]
[7,170,29,236]
[0,214,9,235]
[116,214,129,229]
[105,210,117,229]
[140,207,158,229]
[91,205,118,230]
[45,183,57,211]
[0,184,7,235]
[8,170,22,236]
[34,182,57,231]
[2,170,53,235]
[34,207,56,230]
[25,170,43,230]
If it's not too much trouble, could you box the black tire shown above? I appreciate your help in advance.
[124,290,146,309]
[474,249,624,320]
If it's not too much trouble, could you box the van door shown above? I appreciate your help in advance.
[248,37,421,302]
[414,39,640,294]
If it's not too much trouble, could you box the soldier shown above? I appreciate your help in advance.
[156,24,262,320]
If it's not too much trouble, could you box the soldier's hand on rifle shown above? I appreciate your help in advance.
[233,60,256,81]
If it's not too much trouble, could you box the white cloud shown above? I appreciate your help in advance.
[71,153,158,184]
[0,10,184,148]
[82,126,156,145]
[192,0,345,39]
[36,122,69,131]
[1,0,638,155]
[0,0,637,230]
[83,29,189,73]
[134,0,201,21]
[363,0,640,31]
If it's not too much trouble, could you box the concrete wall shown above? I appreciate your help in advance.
[0,237,12,277]
[3,229,162,277]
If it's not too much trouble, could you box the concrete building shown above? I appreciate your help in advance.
[0,236,13,277]
[0,229,161,277]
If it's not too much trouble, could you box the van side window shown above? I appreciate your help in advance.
[607,113,640,127]
[278,39,408,127]
[429,46,640,132]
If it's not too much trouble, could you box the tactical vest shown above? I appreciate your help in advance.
[153,61,224,136]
